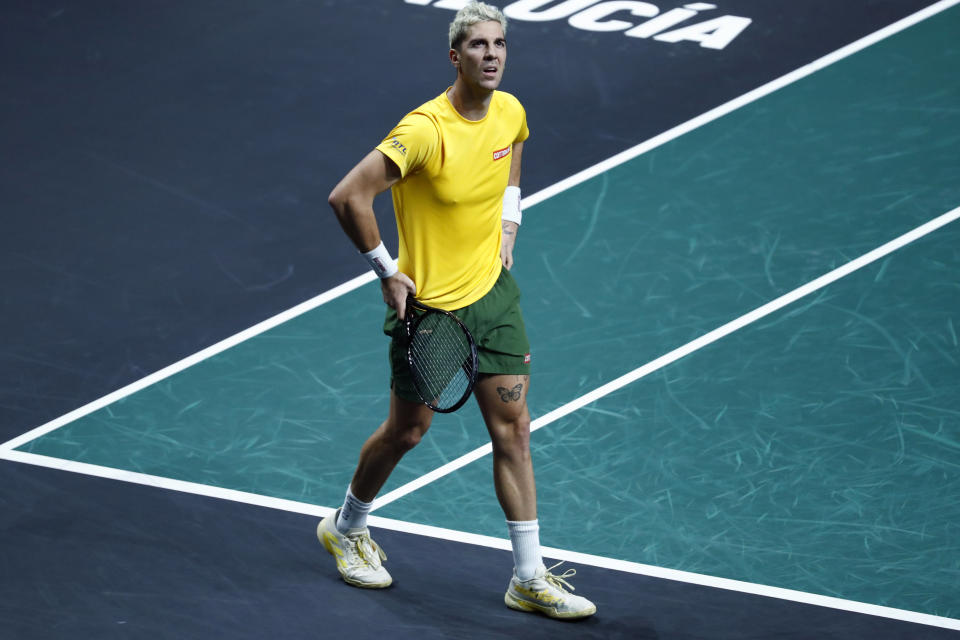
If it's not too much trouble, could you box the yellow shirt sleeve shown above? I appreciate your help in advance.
[376,113,440,178]
[516,104,529,144]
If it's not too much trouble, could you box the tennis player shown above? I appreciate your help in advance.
[320,2,595,619]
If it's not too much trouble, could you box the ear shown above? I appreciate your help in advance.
[449,47,459,68]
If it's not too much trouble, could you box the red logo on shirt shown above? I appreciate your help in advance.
[493,145,511,161]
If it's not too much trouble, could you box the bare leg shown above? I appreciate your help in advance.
[349,389,435,502]
[320,389,429,589]
[474,374,536,521]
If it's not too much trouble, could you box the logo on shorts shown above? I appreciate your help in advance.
[524,353,531,364]
[493,145,511,161]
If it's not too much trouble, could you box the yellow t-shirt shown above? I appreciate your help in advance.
[376,89,529,310]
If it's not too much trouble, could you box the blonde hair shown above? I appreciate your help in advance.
[449,2,508,49]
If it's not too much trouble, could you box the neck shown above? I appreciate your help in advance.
[447,78,494,121]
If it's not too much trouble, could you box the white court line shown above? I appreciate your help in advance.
[2,448,958,632]
[522,0,960,209]
[2,2,959,632]
[3,0,956,454]
[0,271,377,452]
[372,206,960,510]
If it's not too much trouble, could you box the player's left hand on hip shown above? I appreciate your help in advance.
[501,221,518,270]
[501,246,514,270]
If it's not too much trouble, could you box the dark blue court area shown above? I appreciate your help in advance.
[3,1,959,638]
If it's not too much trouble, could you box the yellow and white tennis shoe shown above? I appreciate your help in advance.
[317,510,392,589]
[504,562,596,619]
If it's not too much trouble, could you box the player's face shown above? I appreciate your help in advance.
[452,21,507,92]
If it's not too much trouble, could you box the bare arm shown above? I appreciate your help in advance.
[501,141,523,270]
[508,141,523,188]
[328,150,416,317]
[328,150,399,251]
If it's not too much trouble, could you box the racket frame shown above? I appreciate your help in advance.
[404,297,479,413]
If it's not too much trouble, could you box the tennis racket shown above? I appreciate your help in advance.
[404,296,479,413]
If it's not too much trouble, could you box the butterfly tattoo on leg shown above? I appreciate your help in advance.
[497,383,523,403]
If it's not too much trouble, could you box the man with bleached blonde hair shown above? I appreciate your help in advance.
[320,1,596,619]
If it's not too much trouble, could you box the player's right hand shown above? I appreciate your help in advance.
[381,272,416,319]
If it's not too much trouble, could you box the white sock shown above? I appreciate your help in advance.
[336,486,373,533]
[507,519,542,581]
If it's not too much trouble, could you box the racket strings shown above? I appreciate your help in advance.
[408,312,474,410]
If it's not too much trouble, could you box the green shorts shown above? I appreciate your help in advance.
[384,268,531,402]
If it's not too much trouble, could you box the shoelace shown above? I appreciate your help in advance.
[350,532,388,567]
[544,561,578,592]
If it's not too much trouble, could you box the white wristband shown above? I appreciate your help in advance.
[502,185,522,225]
[360,241,398,279]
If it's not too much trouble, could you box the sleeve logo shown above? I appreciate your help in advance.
[492,145,511,161]
[390,137,408,156]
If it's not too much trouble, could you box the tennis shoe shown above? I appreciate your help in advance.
[317,510,392,589]
[504,562,596,619]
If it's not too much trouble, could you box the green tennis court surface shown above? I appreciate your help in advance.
[18,5,960,620]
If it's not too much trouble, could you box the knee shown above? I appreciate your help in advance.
[383,419,429,453]
[396,428,424,453]
[490,415,532,456]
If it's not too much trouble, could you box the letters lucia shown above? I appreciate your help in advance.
[404,1,752,51]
